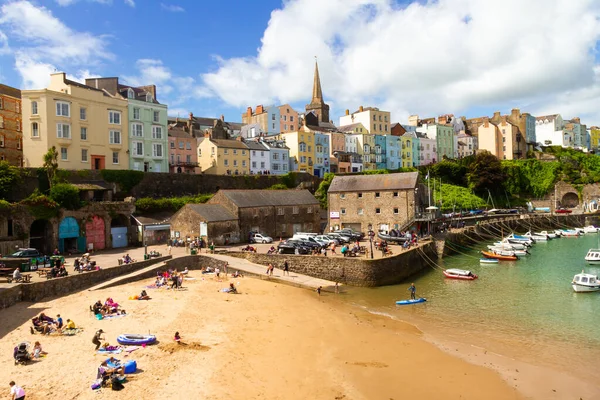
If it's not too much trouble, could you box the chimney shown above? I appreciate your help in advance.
[220,114,225,121]
[204,131,211,138]
[493,111,501,121]
[511,108,520,119]
[345,109,349,116]
[256,105,264,114]
[483,116,489,127]
[246,107,252,118]
[188,112,193,133]
[236,136,244,142]
[359,105,364,112]
[572,117,581,123]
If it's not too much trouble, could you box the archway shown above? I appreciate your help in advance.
[561,192,579,208]
[30,219,53,255]
[58,217,84,254]
[85,216,106,251]
[110,214,129,248]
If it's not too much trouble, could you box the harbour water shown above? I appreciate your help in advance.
[344,233,600,379]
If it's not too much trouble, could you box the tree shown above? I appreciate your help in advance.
[43,146,59,189]
[315,172,335,209]
[0,160,20,200]
[49,183,81,210]
[466,151,506,196]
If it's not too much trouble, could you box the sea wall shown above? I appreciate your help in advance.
[228,242,438,287]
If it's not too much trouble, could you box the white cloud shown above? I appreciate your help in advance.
[160,3,184,12]
[0,1,111,89]
[202,0,600,124]
[55,0,112,6]
[124,0,135,7]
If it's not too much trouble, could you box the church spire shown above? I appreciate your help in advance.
[311,60,323,104]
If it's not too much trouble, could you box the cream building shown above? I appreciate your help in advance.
[22,73,129,169]
[197,136,249,175]
[339,106,391,135]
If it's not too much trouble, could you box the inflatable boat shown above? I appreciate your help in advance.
[117,334,157,346]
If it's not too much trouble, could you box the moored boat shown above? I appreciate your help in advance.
[488,246,528,256]
[560,229,580,237]
[506,234,535,245]
[584,249,600,264]
[524,231,548,241]
[583,225,599,234]
[481,250,519,261]
[537,230,557,239]
[480,258,499,264]
[443,269,478,280]
[494,240,527,250]
[572,271,600,292]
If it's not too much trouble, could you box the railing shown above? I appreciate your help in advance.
[169,161,199,167]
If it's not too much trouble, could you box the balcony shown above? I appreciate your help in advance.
[169,161,199,168]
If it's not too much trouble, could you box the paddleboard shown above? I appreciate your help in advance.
[396,298,427,305]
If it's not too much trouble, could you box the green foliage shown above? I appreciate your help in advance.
[315,172,335,209]
[434,183,488,211]
[278,172,298,189]
[0,160,20,199]
[501,159,559,198]
[49,183,82,210]
[267,184,289,190]
[135,194,213,213]
[43,146,59,188]
[429,160,468,186]
[466,151,506,196]
[0,199,13,211]
[361,169,390,175]
[101,170,145,193]
[20,190,59,220]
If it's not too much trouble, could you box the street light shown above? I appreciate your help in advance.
[368,223,374,259]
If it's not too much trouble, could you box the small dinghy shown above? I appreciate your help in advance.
[396,298,427,305]
[443,269,478,280]
[481,250,519,261]
[480,258,499,264]
[117,334,157,346]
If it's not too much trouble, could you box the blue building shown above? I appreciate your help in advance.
[313,132,330,177]
[374,135,387,169]
[385,135,401,170]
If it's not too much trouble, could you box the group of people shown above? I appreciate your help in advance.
[340,242,362,257]
[91,298,125,318]
[154,267,188,290]
[121,254,135,265]
[30,313,75,335]
[73,254,97,273]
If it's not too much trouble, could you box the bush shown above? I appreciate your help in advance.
[135,194,213,213]
[0,161,20,199]
[49,183,82,210]
[20,191,60,220]
[101,170,145,193]
[267,184,289,190]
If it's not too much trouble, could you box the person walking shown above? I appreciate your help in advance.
[9,381,25,400]
[408,283,416,300]
[92,329,104,351]
[269,264,274,276]
[283,260,289,276]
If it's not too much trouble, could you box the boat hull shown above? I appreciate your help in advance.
[481,251,519,261]
[480,259,499,264]
[443,270,478,280]
[572,283,600,292]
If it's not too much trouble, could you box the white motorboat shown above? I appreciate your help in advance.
[554,230,564,237]
[560,229,580,237]
[494,240,527,250]
[488,246,528,256]
[536,230,557,239]
[480,258,499,264]
[574,228,585,235]
[506,234,534,245]
[583,225,599,234]
[572,271,600,292]
[523,231,548,241]
[584,249,600,264]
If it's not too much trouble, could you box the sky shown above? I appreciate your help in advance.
[0,0,599,126]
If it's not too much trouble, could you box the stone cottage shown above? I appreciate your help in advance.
[169,204,239,246]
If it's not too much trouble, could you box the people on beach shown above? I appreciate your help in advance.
[31,341,47,358]
[215,267,220,279]
[317,286,322,296]
[174,331,181,342]
[232,270,243,278]
[138,290,150,300]
[92,329,105,350]
[9,381,25,400]
[12,268,22,281]
[65,319,76,330]
[227,283,238,294]
[408,283,416,300]
[283,260,289,276]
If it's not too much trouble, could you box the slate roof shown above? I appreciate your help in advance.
[218,190,318,208]
[187,204,237,222]
[210,139,249,150]
[338,123,365,133]
[244,140,268,151]
[0,84,21,99]
[328,172,419,193]
[168,128,194,139]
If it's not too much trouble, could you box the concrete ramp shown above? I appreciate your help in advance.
[88,259,169,291]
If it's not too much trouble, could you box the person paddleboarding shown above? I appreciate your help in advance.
[408,283,416,300]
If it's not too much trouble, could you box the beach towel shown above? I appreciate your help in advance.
[97,348,123,354]
[144,284,160,289]
[62,328,83,336]
[100,313,127,320]
[184,277,196,281]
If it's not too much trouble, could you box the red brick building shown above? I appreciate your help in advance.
[0,84,22,166]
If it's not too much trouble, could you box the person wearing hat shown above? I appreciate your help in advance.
[92,329,105,350]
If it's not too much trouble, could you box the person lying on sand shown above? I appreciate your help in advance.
[138,290,151,300]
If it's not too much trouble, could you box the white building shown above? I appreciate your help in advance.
[246,140,270,174]
[535,115,566,147]
[339,106,391,135]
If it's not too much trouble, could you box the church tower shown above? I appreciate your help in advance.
[305,61,330,124]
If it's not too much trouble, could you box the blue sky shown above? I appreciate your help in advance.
[1,0,600,125]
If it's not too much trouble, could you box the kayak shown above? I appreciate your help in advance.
[117,334,157,346]
[396,298,427,305]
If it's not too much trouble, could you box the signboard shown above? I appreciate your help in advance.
[199,222,208,237]
[330,211,340,219]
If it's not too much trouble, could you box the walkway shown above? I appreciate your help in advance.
[207,253,338,291]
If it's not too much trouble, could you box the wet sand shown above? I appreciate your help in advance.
[0,269,565,400]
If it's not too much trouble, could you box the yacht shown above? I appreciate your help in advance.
[572,271,600,292]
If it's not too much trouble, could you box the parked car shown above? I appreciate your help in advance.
[251,233,274,243]
[315,235,338,245]
[555,207,573,214]
[335,229,363,240]
[291,238,321,249]
[328,233,351,243]
[5,248,41,258]
[277,240,311,255]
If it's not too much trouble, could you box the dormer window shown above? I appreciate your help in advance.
[146,93,153,102]
[127,88,134,99]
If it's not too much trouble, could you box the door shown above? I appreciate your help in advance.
[144,162,149,172]
[91,155,105,170]
[111,227,128,248]
[85,216,106,250]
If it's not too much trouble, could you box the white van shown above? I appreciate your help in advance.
[292,234,322,246]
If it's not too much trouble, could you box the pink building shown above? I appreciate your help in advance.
[168,128,200,174]
[278,104,299,133]
[416,132,437,166]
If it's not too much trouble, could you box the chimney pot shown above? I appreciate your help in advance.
[359,106,364,112]
[345,109,349,115]
[221,114,225,121]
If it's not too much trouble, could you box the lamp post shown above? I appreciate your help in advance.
[368,223,374,259]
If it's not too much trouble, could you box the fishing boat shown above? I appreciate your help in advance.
[584,249,600,264]
[536,230,557,239]
[493,240,527,250]
[480,258,499,264]
[583,225,599,234]
[523,231,549,241]
[443,269,478,280]
[487,246,528,256]
[560,229,580,237]
[571,271,600,292]
[481,250,519,261]
[506,234,535,245]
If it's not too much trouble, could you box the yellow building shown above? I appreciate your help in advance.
[278,127,315,173]
[590,126,600,152]
[22,73,129,170]
[400,134,413,168]
[353,133,376,170]
[339,106,391,135]
[198,136,249,175]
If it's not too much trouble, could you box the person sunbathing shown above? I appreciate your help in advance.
[138,290,150,300]
[227,283,238,294]
[104,298,119,313]
[30,316,52,335]
[92,301,105,316]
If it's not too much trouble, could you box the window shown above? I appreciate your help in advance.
[242,150,246,155]
[152,126,163,139]
[178,141,184,149]
[133,108,140,120]
[32,123,39,137]
[57,123,71,139]
[80,107,86,120]
[277,207,284,215]
[260,161,265,168]
[0,135,3,147]
[186,155,192,163]
[146,93,153,102]
[252,161,256,168]
[358,193,363,198]
[358,208,363,215]
[284,124,287,130]
[373,115,376,121]
[81,149,88,162]
[290,116,294,122]
[502,137,506,143]
[56,101,70,117]
[152,143,163,157]
[233,160,238,167]
[272,123,275,129]
[293,206,299,214]
[273,152,279,160]
[170,141,175,149]
[109,130,121,144]
[109,110,121,125]
[224,159,229,166]
[394,208,399,214]
[176,155,181,163]
[31,101,38,115]
[503,146,506,151]
[272,114,275,120]
[186,142,191,150]
[133,141,143,156]
[283,164,288,171]
[132,123,143,137]
[341,208,346,215]
[224,149,229,155]
[112,152,119,164]
[282,153,287,160]
[375,208,381,214]
[307,206,312,214]
[242,160,246,167]
[0,98,2,109]
[153,111,160,123]
[233,149,237,155]
[128,88,135,99]
[60,147,68,160]
[170,154,174,164]
[393,192,398,197]
[80,127,87,140]
[340,194,346,199]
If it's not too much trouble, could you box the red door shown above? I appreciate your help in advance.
[85,216,106,251]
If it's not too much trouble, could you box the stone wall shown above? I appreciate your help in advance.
[228,242,438,287]
[0,285,22,309]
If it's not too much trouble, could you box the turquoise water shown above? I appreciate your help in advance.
[344,233,600,376]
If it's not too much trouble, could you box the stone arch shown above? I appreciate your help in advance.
[30,219,53,255]
[561,192,579,208]
[58,216,84,253]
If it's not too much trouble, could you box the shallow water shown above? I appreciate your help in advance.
[344,233,600,378]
